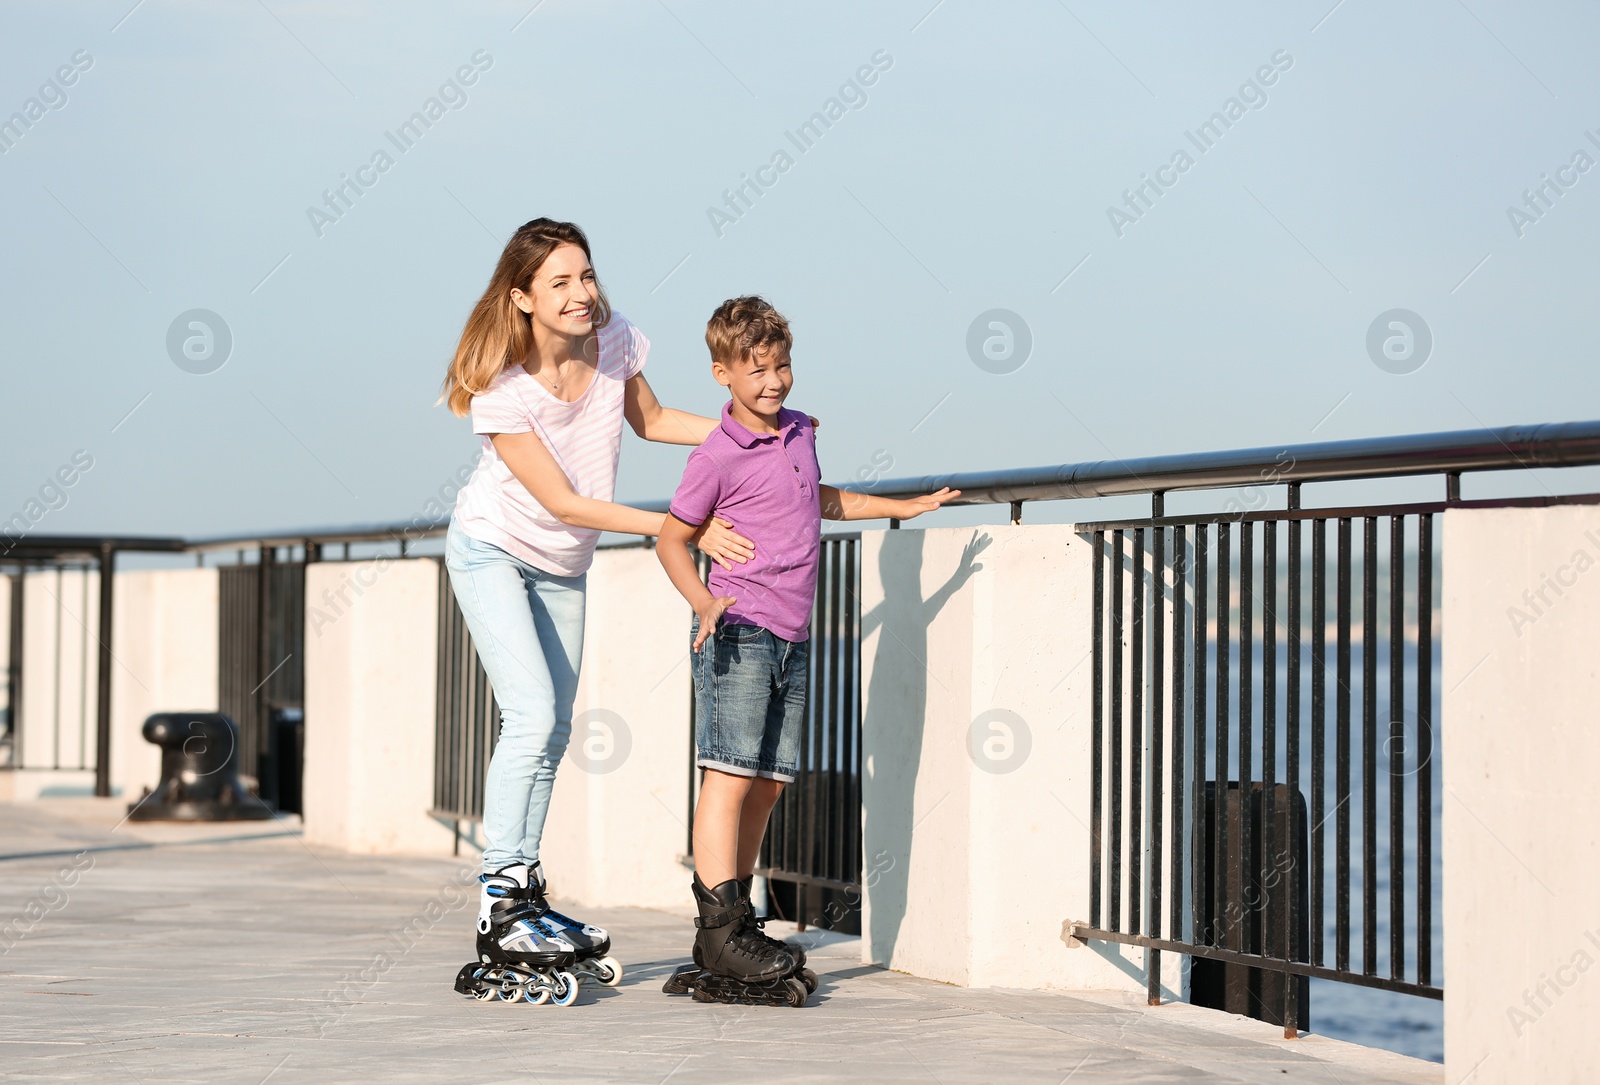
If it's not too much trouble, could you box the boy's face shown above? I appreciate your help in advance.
[714,342,792,417]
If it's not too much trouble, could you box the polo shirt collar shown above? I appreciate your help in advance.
[719,400,799,449]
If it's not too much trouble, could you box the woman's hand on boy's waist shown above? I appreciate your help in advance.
[693,515,754,571]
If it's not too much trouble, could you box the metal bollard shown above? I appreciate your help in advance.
[127,712,274,821]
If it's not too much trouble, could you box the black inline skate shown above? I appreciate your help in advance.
[454,864,581,1006]
[527,861,623,988]
[663,875,811,1007]
[738,875,816,992]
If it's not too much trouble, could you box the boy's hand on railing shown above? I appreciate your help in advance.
[692,595,737,652]
[692,516,755,571]
[893,487,961,520]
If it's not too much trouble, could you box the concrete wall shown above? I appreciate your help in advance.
[302,557,454,855]
[294,545,694,904]
[0,574,10,761]
[859,525,1161,994]
[109,568,220,801]
[539,545,695,910]
[2,567,217,802]
[1443,504,1600,1082]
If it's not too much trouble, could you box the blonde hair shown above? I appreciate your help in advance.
[705,295,792,367]
[440,218,612,416]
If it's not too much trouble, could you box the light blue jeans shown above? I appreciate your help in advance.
[444,520,586,873]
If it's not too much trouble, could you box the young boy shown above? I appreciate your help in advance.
[656,296,956,1005]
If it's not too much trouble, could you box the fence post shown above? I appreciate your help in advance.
[94,543,114,798]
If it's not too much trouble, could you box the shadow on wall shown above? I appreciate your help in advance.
[862,529,989,964]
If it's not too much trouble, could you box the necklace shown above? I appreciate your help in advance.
[537,361,567,395]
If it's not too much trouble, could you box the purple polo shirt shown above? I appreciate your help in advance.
[669,402,821,642]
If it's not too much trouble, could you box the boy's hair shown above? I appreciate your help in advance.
[705,296,792,367]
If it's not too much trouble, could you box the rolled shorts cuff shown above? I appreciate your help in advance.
[697,755,798,784]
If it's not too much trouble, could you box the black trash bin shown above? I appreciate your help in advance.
[1191,781,1310,1030]
[259,706,305,816]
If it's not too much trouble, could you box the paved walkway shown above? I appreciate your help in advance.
[0,798,1441,1084]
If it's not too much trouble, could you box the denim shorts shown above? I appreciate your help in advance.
[691,619,808,783]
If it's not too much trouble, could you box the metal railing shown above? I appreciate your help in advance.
[8,418,1600,987]
[431,558,498,831]
[1,564,101,773]
[675,540,865,925]
[1075,499,1443,1035]
[753,534,863,929]
[849,419,1600,505]
[1,535,179,792]
[844,418,1600,1035]
[218,557,305,786]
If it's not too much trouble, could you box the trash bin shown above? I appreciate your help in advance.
[1191,781,1310,1030]
[260,706,304,816]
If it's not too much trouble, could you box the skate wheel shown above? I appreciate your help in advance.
[690,986,717,1003]
[521,983,549,1006]
[662,966,695,995]
[472,987,496,1001]
[454,963,488,997]
[551,971,579,1007]
[783,977,809,1007]
[594,955,623,987]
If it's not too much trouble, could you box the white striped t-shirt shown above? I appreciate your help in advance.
[452,313,649,576]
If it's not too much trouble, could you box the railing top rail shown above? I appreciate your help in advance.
[10,419,1599,554]
[1,535,187,560]
[852,419,1600,505]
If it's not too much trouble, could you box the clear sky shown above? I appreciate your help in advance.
[3,0,1598,544]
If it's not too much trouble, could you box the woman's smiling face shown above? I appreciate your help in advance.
[512,242,599,338]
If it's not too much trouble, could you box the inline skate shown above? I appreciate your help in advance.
[663,875,811,1006]
[528,861,623,987]
[454,864,580,1005]
[738,875,816,991]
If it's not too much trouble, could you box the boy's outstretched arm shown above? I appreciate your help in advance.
[657,513,738,652]
[820,486,960,522]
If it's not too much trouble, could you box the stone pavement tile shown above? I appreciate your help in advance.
[0,799,1441,1085]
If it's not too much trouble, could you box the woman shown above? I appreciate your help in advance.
[440,218,750,1002]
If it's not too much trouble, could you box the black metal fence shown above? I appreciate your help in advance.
[218,555,305,787]
[0,564,99,772]
[431,559,498,829]
[754,534,863,930]
[3,571,20,762]
[13,419,1600,1007]
[1075,496,1446,1034]
[0,537,183,794]
[674,539,865,927]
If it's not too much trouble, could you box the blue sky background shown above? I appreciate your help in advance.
[3,0,1599,544]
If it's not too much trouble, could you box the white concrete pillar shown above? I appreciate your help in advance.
[17,568,98,774]
[1443,504,1600,1082]
[859,525,1155,992]
[0,574,10,762]
[539,545,695,910]
[302,557,453,855]
[109,568,220,801]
